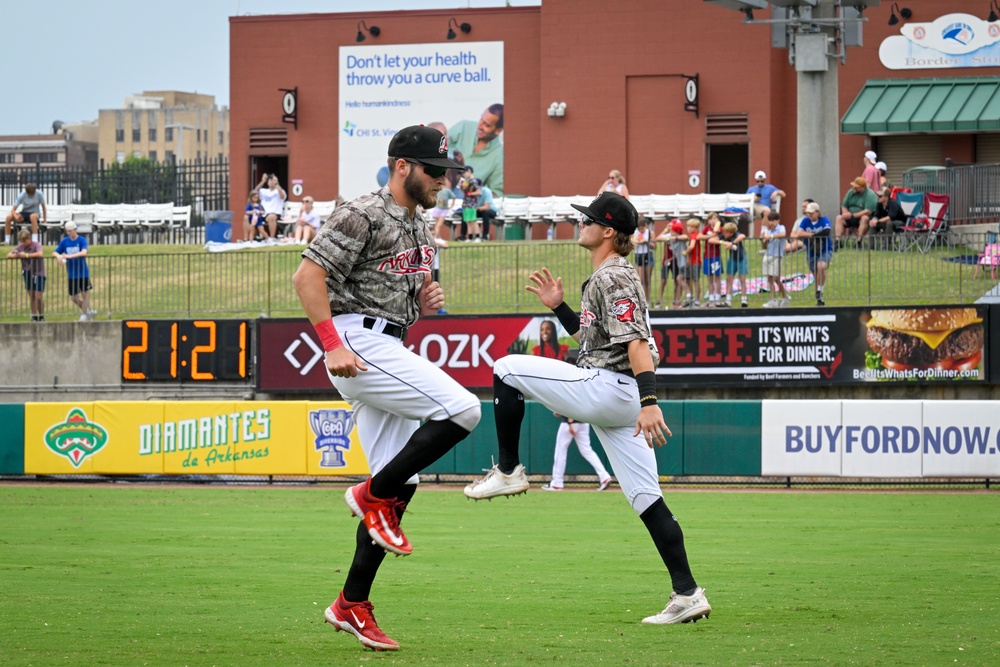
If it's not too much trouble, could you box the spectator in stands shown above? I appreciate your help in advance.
[457,166,482,242]
[869,187,907,247]
[254,173,286,238]
[711,221,748,308]
[599,169,631,200]
[476,185,499,241]
[449,104,504,196]
[700,213,723,306]
[835,177,878,245]
[5,183,46,244]
[243,190,268,242]
[654,219,687,308]
[785,199,813,254]
[793,202,832,307]
[875,161,888,189]
[293,196,322,243]
[683,218,702,307]
[53,221,96,321]
[760,212,788,308]
[746,171,785,238]
[430,187,456,241]
[861,151,882,192]
[7,228,46,321]
[633,217,653,300]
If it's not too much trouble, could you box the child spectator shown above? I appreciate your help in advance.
[656,219,688,308]
[711,221,748,308]
[700,212,723,306]
[633,217,653,301]
[684,218,702,307]
[761,211,788,307]
[7,228,46,321]
[243,191,268,241]
[459,166,482,242]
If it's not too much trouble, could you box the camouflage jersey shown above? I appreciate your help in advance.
[577,255,659,373]
[302,187,435,327]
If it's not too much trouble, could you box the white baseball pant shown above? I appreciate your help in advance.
[328,314,481,483]
[493,355,665,509]
[550,421,610,488]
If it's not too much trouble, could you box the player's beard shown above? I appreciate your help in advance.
[404,169,438,209]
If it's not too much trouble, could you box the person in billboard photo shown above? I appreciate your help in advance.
[448,103,504,196]
[531,319,570,360]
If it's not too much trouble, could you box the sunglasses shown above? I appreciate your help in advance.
[405,159,448,179]
[581,217,607,227]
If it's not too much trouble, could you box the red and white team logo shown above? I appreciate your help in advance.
[439,136,449,155]
[377,245,435,274]
[579,305,596,328]
[612,298,638,323]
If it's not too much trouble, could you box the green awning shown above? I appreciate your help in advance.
[841,77,1000,135]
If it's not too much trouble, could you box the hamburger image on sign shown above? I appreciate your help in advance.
[864,308,984,372]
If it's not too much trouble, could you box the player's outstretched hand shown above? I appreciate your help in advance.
[634,405,672,448]
[525,267,564,309]
[418,274,445,315]
[325,346,368,378]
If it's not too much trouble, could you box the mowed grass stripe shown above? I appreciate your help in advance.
[1,486,997,666]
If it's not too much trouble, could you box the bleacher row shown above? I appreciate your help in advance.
[30,203,193,244]
[425,192,759,240]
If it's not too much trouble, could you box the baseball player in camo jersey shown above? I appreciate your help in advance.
[292,125,481,652]
[464,191,712,625]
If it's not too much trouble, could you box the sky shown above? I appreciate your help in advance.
[5,0,539,136]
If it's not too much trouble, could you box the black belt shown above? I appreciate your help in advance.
[362,316,407,341]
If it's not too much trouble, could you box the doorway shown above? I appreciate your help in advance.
[250,156,288,193]
[707,143,748,194]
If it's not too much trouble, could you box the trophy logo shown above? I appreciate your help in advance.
[309,408,355,468]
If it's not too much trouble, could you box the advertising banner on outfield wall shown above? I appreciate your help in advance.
[338,41,504,200]
[761,400,1000,478]
[24,402,371,476]
[257,307,992,391]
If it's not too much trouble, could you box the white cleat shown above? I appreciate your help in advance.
[642,587,712,625]
[464,464,529,500]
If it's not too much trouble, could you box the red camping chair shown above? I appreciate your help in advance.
[899,193,949,254]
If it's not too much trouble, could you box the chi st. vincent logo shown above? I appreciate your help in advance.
[44,408,109,467]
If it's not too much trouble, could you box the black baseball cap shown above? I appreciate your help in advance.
[571,192,638,234]
[388,125,463,169]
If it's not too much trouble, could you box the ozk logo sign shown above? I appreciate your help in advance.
[44,408,109,468]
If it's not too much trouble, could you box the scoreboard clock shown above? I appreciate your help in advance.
[121,320,251,382]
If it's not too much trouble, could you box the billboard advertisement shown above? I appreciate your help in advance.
[338,41,504,200]
[258,306,990,392]
[762,400,1000,478]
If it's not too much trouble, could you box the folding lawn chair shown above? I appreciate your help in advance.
[896,192,926,253]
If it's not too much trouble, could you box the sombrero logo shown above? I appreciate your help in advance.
[44,408,109,467]
[942,22,974,46]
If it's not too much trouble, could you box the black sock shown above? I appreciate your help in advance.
[640,498,697,595]
[493,373,524,473]
[369,420,470,498]
[343,484,416,602]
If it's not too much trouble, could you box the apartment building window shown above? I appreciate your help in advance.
[165,127,174,142]
[217,153,223,161]
[165,150,175,164]
[148,128,157,142]
[116,111,124,142]
[133,151,142,158]
[22,152,58,163]
[196,129,201,142]
[132,128,141,142]
[116,129,125,142]
[0,153,15,163]
[218,130,224,145]
[116,151,125,164]
[149,150,157,162]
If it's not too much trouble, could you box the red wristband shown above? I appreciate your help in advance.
[314,319,343,352]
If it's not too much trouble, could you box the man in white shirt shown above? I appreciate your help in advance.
[255,173,287,238]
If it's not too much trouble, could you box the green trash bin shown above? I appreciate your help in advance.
[503,222,526,241]
[499,195,527,241]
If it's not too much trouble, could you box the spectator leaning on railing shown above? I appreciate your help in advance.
[53,221,96,321]
[7,228,46,321]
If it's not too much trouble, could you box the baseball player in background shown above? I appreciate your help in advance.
[292,125,482,651]
[464,191,712,625]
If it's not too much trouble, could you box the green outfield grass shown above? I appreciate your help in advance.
[2,485,998,666]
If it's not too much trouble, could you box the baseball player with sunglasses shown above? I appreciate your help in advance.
[293,125,482,651]
[464,191,712,625]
